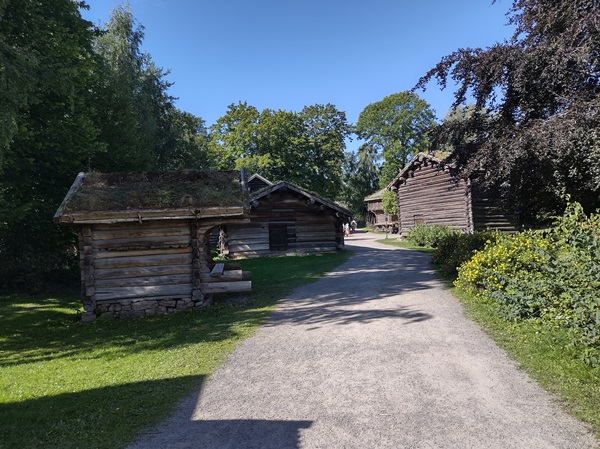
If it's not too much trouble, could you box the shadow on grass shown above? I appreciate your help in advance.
[1,246,435,367]
[0,293,273,368]
[0,375,205,449]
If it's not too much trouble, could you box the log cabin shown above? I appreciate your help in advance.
[219,178,351,258]
[364,188,398,232]
[387,153,519,238]
[54,170,252,322]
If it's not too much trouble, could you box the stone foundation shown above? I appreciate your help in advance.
[81,294,212,322]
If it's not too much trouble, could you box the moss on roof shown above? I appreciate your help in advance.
[65,170,245,213]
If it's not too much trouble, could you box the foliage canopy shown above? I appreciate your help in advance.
[355,91,435,187]
[416,0,600,224]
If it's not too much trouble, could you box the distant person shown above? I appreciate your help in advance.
[350,220,357,232]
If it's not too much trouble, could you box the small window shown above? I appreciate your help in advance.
[413,214,425,225]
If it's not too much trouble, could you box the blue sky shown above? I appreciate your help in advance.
[82,0,515,152]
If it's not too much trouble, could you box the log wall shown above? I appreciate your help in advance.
[471,184,520,232]
[80,219,209,322]
[224,191,345,258]
[397,164,470,238]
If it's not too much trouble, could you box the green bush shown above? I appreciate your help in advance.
[406,224,459,248]
[455,202,600,366]
[431,230,499,277]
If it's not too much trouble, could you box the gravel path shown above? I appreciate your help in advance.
[129,231,597,449]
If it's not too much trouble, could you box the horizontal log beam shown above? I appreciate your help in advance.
[200,281,252,294]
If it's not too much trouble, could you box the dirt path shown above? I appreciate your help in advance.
[129,231,597,449]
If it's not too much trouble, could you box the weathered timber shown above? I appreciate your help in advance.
[94,252,193,269]
[94,284,193,301]
[92,234,191,250]
[210,263,225,277]
[94,264,191,280]
[95,274,192,288]
[200,281,252,294]
[93,247,190,260]
[388,153,519,237]
[57,206,246,224]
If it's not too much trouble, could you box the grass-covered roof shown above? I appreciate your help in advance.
[61,170,245,214]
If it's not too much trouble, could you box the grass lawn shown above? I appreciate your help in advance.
[375,237,436,254]
[0,251,351,449]
[378,238,600,440]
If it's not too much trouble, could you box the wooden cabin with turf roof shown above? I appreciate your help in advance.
[387,153,519,238]
[218,177,351,258]
[54,170,252,322]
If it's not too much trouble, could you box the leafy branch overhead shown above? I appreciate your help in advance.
[355,91,436,188]
[416,0,600,225]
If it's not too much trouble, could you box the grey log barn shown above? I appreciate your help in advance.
[388,153,519,238]
[364,188,398,232]
[218,177,351,258]
[54,170,252,322]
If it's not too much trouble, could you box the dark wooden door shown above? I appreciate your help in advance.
[269,224,288,251]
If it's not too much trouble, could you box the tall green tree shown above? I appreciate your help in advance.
[295,104,349,199]
[355,91,435,187]
[208,101,261,170]
[342,143,380,219]
[209,102,350,200]
[158,110,210,170]
[90,5,176,172]
[416,0,600,224]
[0,0,103,287]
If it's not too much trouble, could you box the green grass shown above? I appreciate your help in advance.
[0,251,351,449]
[375,238,436,253]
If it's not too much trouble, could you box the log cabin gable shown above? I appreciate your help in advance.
[388,153,519,236]
[221,180,351,258]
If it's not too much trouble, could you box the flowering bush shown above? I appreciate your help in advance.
[406,224,459,248]
[432,230,499,277]
[454,202,600,366]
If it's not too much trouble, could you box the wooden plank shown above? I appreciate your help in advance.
[94,284,193,301]
[210,263,225,277]
[93,220,188,232]
[94,253,193,269]
[229,243,270,252]
[93,234,191,250]
[96,273,192,288]
[201,270,244,283]
[95,264,191,280]
[200,281,251,294]
[54,172,85,223]
[92,226,190,240]
[94,247,190,260]
[68,207,245,221]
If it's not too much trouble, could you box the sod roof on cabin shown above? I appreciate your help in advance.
[63,170,245,213]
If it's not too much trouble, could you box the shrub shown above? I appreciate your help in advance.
[455,202,600,366]
[406,224,459,248]
[431,230,500,277]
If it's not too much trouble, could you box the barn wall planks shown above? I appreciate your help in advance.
[80,219,201,320]
[397,165,470,238]
[392,154,520,238]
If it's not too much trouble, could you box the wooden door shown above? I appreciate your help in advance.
[269,223,288,251]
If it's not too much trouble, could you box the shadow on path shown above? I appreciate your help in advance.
[265,236,437,328]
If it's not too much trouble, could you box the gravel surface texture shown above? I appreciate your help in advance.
[129,231,597,449]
